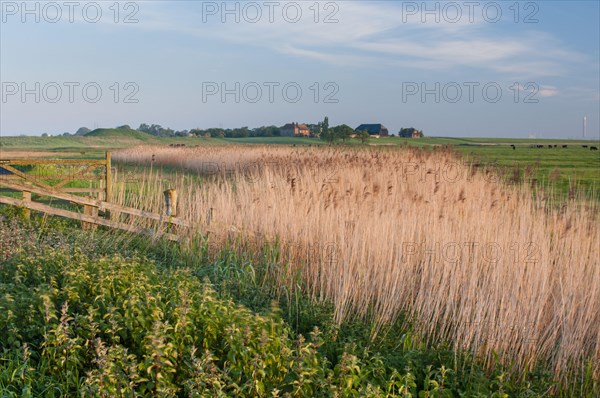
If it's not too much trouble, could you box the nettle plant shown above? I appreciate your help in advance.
[1,247,454,397]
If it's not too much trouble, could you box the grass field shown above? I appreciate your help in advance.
[456,145,600,200]
[0,130,225,158]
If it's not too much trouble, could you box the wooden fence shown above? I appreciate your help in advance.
[0,152,112,200]
[0,152,187,240]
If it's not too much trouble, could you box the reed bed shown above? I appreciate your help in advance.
[112,145,600,381]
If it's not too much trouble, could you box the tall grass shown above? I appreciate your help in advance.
[112,145,599,383]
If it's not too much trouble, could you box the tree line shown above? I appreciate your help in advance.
[65,118,422,143]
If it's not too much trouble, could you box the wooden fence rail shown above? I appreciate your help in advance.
[0,153,187,241]
[0,152,112,200]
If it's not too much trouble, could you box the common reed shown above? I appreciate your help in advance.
[112,145,599,381]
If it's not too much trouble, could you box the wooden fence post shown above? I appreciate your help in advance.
[164,189,177,233]
[22,182,31,220]
[82,204,98,231]
[105,151,112,219]
[164,189,177,217]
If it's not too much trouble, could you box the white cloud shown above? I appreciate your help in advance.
[132,2,590,80]
[537,86,559,98]
[277,44,374,67]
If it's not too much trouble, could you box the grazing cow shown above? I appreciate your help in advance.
[562,145,567,148]
[548,145,553,148]
[554,145,558,148]
[537,145,543,148]
[591,146,598,151]
[510,144,516,150]
[583,145,588,148]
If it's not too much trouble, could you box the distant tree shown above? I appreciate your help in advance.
[320,116,336,143]
[62,132,72,136]
[332,124,354,142]
[75,127,91,136]
[116,124,131,130]
[231,127,250,138]
[356,130,370,144]
[252,125,280,137]
[41,133,49,137]
[203,128,226,138]
[137,124,176,137]
[307,124,320,137]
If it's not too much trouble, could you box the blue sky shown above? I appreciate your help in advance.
[1,1,599,138]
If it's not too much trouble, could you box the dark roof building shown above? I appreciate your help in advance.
[398,128,424,138]
[355,124,389,137]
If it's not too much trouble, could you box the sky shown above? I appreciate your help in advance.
[1,0,599,138]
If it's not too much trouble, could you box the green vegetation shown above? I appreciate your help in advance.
[2,214,592,397]
[84,128,156,140]
[0,132,227,155]
[0,134,145,154]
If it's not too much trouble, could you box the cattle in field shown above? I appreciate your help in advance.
[583,145,588,148]
[510,144,516,150]
[591,146,598,151]
[562,145,567,148]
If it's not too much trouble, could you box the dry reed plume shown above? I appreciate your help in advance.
[112,145,600,381]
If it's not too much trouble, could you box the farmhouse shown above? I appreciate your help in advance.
[398,127,424,138]
[281,122,310,137]
[355,124,389,137]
